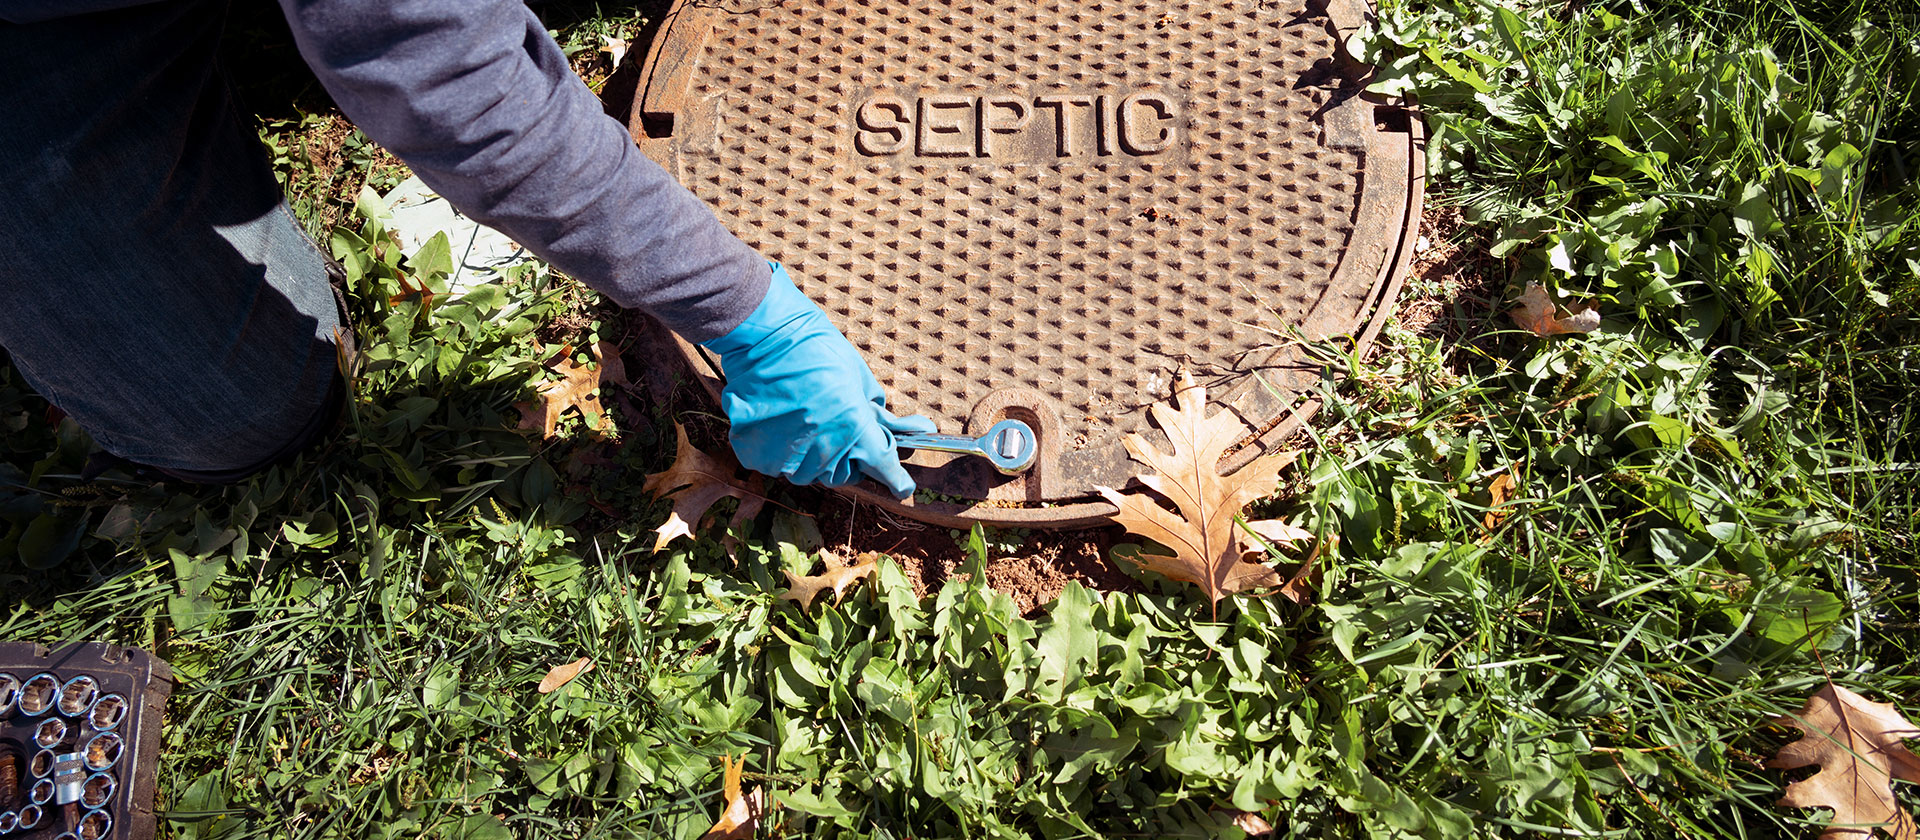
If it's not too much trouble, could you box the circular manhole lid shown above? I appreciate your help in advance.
[630,0,1422,528]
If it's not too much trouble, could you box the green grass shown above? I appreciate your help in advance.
[2,0,1918,837]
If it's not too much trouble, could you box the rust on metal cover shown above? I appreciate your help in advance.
[631,0,1424,528]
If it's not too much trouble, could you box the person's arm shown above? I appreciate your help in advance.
[276,0,934,496]
[275,0,765,341]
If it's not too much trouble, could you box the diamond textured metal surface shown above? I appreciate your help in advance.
[633,0,1421,527]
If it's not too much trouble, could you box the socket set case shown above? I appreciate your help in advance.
[0,643,172,840]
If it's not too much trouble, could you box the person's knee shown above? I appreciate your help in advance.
[13,332,345,482]
[145,350,344,480]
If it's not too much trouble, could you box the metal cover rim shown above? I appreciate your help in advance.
[632,0,1424,528]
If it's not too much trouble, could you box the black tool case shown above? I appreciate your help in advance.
[0,642,172,840]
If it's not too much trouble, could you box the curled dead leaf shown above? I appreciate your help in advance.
[1510,282,1600,337]
[1239,518,1324,606]
[537,657,594,694]
[1767,683,1920,840]
[1242,518,1314,550]
[1094,371,1299,612]
[699,753,764,840]
[516,341,628,438]
[1227,810,1274,836]
[1482,471,1517,533]
[780,551,879,610]
[643,424,773,554]
[1274,534,1335,606]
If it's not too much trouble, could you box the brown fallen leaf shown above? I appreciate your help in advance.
[1482,471,1517,533]
[517,341,628,438]
[1239,518,1321,605]
[700,753,764,840]
[387,271,438,310]
[781,551,879,611]
[537,657,594,694]
[333,325,363,381]
[1767,683,1920,840]
[1226,810,1274,836]
[642,424,771,553]
[1243,518,1314,549]
[1510,282,1601,336]
[1274,534,1336,606]
[1094,371,1299,612]
[348,744,405,785]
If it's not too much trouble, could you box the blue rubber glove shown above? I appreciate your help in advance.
[701,263,936,498]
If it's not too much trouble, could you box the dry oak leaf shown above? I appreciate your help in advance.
[642,424,769,552]
[1239,518,1322,606]
[699,753,764,840]
[1510,282,1601,336]
[387,265,437,310]
[1243,518,1315,548]
[1226,810,1275,837]
[1767,683,1920,840]
[517,341,628,438]
[1482,471,1517,533]
[1275,533,1336,607]
[537,657,594,694]
[780,551,879,611]
[1095,371,1299,608]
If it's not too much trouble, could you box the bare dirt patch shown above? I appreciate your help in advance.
[813,498,1139,614]
[1396,202,1505,347]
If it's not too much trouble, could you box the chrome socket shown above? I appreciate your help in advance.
[54,752,85,804]
[75,808,112,840]
[16,673,59,717]
[0,810,16,832]
[82,731,122,772]
[81,772,115,809]
[33,717,67,749]
[30,748,55,778]
[28,778,53,806]
[88,693,127,731]
[0,672,19,716]
[16,803,43,829]
[57,675,98,717]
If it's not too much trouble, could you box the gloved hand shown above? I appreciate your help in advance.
[701,262,936,499]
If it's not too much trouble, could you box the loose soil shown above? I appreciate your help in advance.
[603,311,1139,613]
[1397,202,1505,350]
[814,497,1139,615]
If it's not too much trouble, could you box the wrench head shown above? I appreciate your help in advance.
[982,419,1038,474]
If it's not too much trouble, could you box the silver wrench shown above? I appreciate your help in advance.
[895,418,1037,475]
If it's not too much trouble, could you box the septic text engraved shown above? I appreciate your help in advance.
[854,91,1182,161]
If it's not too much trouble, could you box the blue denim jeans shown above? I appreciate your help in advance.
[0,0,342,480]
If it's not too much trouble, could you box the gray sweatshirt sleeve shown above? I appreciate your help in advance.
[274,0,770,342]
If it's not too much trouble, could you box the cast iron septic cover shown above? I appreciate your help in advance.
[630,0,1423,528]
